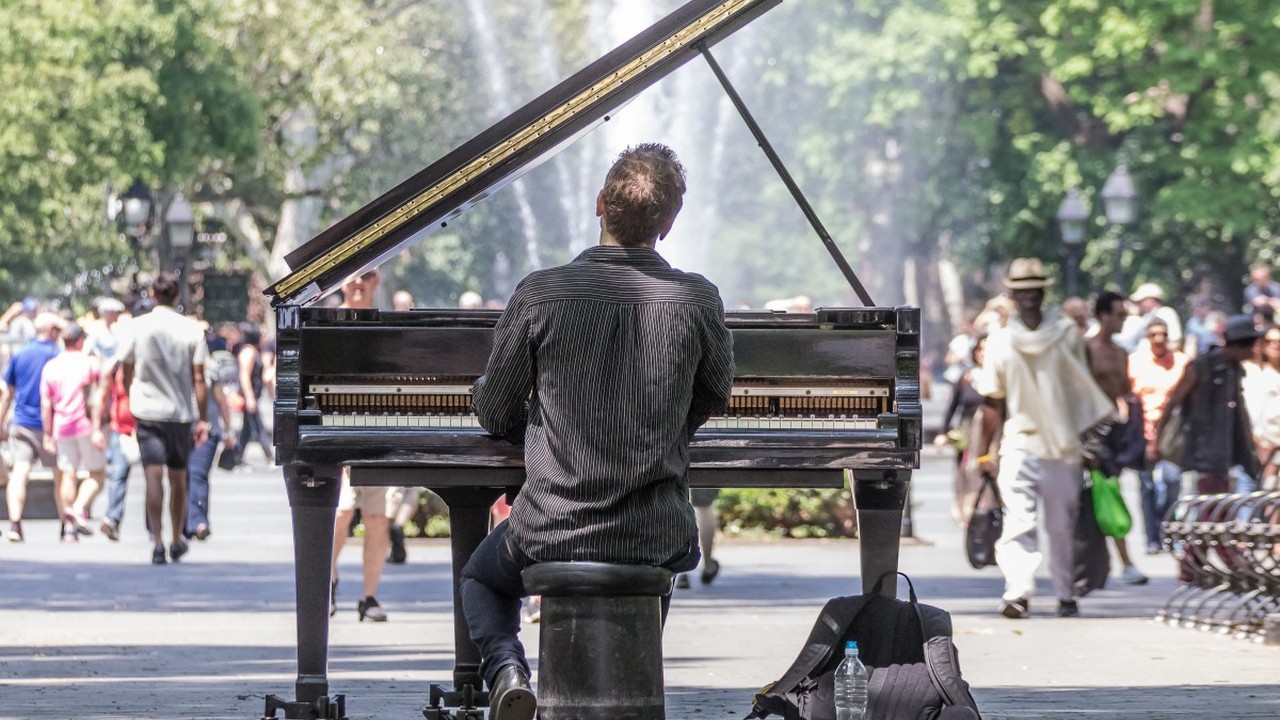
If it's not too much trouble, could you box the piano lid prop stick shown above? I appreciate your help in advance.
[696,41,875,307]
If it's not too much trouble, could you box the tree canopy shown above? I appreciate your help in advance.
[0,0,257,304]
[5,0,1280,334]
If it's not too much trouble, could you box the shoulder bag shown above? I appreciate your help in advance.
[964,473,1002,569]
[1157,405,1185,463]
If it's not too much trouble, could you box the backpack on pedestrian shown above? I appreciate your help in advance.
[745,572,981,720]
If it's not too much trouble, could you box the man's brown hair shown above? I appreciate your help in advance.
[151,272,180,306]
[599,143,686,247]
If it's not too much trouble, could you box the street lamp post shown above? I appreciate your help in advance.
[166,193,195,313]
[117,180,153,302]
[1101,164,1138,290]
[1056,188,1088,298]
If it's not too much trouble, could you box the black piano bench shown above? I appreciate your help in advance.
[521,562,674,720]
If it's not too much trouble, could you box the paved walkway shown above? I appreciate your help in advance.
[1,450,1276,719]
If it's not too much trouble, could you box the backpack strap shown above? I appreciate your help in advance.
[924,636,982,717]
[869,570,918,604]
[778,595,871,687]
[747,594,874,718]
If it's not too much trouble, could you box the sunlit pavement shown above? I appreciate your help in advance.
[1,446,1276,719]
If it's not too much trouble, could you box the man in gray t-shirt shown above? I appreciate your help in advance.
[118,273,208,565]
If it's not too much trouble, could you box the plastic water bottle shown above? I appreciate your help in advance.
[833,640,868,720]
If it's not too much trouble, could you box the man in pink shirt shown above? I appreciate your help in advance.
[1127,318,1190,554]
[40,323,105,541]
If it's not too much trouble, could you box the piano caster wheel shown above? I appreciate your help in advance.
[262,693,346,720]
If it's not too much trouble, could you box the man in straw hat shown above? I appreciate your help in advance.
[1117,281,1182,354]
[972,258,1115,619]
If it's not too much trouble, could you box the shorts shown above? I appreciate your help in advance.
[135,420,194,470]
[56,434,107,473]
[10,425,54,467]
[337,474,405,518]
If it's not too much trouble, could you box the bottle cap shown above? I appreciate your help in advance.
[845,640,857,651]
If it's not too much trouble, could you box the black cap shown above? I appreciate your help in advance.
[1223,314,1263,343]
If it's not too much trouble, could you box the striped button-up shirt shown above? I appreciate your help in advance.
[472,245,735,565]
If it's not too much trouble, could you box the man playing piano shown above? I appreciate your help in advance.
[461,143,735,718]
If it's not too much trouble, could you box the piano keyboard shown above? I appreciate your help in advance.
[318,414,877,431]
[308,382,893,423]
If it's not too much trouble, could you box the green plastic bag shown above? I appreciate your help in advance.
[1090,470,1132,539]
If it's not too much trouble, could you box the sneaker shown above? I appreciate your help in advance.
[700,558,721,585]
[357,596,388,622]
[169,540,189,562]
[99,519,120,542]
[1145,541,1161,555]
[152,546,167,565]
[61,526,80,544]
[1000,597,1030,619]
[675,574,691,589]
[388,525,407,564]
[1056,599,1080,618]
[64,511,94,537]
[6,521,23,542]
[1120,565,1149,586]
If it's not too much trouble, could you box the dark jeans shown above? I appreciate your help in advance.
[185,432,220,535]
[104,431,132,525]
[1138,460,1181,547]
[460,521,698,689]
[238,407,272,463]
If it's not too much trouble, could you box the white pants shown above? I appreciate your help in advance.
[995,451,1082,602]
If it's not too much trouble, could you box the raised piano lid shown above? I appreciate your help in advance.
[265,0,782,308]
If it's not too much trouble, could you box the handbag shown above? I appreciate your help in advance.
[1089,470,1132,539]
[216,443,240,470]
[1157,405,1185,463]
[1073,483,1109,597]
[964,473,1002,569]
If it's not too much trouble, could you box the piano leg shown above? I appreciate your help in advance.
[424,486,506,718]
[264,464,346,720]
[853,470,910,598]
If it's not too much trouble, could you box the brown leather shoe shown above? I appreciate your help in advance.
[489,664,536,720]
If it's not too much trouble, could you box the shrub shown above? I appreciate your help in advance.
[715,472,857,539]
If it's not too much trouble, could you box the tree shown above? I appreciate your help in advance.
[966,0,1280,308]
[0,0,257,306]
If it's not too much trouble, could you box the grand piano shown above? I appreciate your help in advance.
[262,1,921,718]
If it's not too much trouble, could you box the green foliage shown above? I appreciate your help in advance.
[717,475,857,539]
[960,0,1280,303]
[8,0,1280,319]
[0,0,258,304]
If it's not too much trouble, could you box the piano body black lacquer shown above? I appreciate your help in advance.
[262,1,921,718]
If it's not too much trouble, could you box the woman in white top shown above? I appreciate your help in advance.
[1241,325,1280,489]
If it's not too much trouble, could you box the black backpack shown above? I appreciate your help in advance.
[745,572,981,720]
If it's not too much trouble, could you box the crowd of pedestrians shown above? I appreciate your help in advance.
[0,277,276,562]
[939,258,1279,619]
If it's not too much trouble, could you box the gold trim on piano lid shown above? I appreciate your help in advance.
[272,0,758,302]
